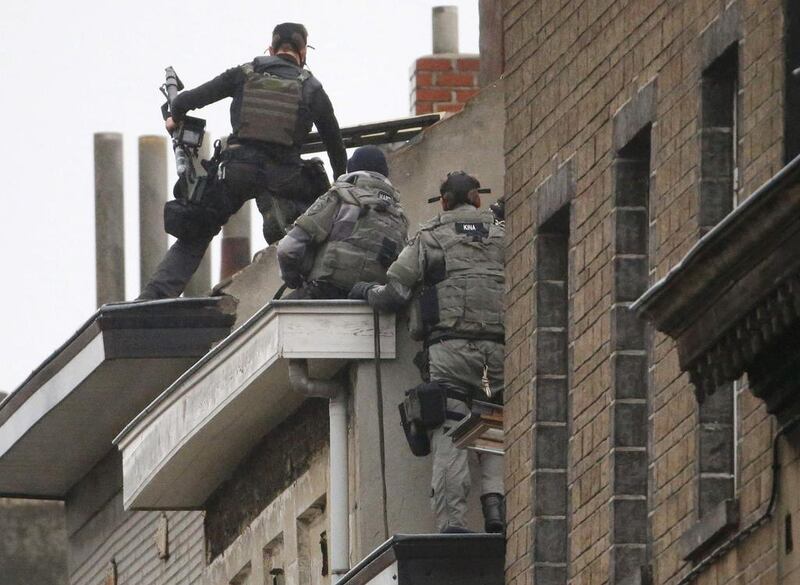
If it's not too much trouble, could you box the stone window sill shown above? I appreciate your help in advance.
[679,499,740,563]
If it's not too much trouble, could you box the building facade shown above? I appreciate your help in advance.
[502,1,799,584]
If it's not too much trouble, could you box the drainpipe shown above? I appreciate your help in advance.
[288,361,350,578]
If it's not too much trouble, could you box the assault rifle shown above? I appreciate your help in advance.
[160,67,207,200]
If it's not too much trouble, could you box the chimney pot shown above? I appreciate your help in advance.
[432,6,459,54]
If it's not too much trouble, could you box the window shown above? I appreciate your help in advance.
[699,44,739,234]
[610,126,652,583]
[696,44,739,517]
[531,162,573,585]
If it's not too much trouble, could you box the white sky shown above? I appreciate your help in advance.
[0,0,480,393]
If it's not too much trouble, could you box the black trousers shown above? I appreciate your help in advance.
[139,152,319,300]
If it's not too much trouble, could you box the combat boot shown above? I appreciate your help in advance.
[481,493,505,533]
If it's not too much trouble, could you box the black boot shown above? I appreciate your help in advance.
[481,493,505,534]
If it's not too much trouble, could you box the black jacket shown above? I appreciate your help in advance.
[171,55,347,177]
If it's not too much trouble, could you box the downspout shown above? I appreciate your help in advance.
[288,360,350,579]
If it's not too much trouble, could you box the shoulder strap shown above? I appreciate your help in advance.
[331,186,361,207]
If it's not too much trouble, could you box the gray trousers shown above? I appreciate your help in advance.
[427,338,504,532]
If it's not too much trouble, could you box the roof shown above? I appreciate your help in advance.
[0,297,236,498]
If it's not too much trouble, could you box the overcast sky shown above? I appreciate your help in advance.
[0,0,480,393]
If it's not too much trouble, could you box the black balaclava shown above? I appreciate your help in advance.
[346,146,389,178]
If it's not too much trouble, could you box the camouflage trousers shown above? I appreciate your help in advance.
[427,338,504,532]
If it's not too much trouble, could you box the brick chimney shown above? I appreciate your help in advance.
[410,6,480,115]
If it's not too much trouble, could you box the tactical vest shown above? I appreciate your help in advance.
[237,63,310,146]
[409,208,505,342]
[307,177,409,290]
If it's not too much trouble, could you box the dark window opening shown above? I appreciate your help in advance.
[610,125,652,581]
[320,532,329,576]
[786,0,800,162]
[531,179,571,585]
[696,45,738,519]
[700,44,739,234]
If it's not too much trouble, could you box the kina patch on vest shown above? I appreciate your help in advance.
[454,222,489,238]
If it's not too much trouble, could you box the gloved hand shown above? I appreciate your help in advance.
[283,273,304,290]
[349,281,376,300]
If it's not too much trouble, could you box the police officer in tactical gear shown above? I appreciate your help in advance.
[349,171,505,534]
[138,22,347,300]
[277,146,409,299]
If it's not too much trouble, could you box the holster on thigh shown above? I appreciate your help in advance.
[163,198,223,240]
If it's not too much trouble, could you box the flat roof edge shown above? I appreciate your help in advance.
[114,300,378,447]
[0,297,237,425]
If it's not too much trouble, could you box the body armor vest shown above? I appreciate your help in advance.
[237,63,310,146]
[409,208,505,342]
[307,177,409,290]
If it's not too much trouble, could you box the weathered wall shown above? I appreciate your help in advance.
[350,310,487,559]
[203,450,329,585]
[502,1,789,584]
[67,450,204,585]
[387,81,505,233]
[204,399,329,561]
[0,498,68,585]
[217,246,285,329]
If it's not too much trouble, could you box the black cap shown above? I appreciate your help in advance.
[271,23,308,52]
[440,171,480,203]
[347,146,389,177]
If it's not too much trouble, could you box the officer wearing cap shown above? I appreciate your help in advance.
[139,23,347,300]
[277,146,409,299]
[349,171,505,534]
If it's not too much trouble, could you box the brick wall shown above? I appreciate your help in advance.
[410,54,481,114]
[502,1,788,584]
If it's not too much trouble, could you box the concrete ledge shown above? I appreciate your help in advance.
[115,300,395,511]
[338,534,504,585]
[679,499,739,562]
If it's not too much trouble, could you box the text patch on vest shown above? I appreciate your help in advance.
[454,222,489,238]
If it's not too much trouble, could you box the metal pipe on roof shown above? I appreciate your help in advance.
[432,6,459,54]
[221,201,251,280]
[138,135,169,289]
[94,132,126,306]
[184,135,213,296]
